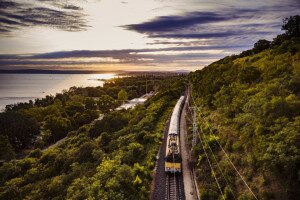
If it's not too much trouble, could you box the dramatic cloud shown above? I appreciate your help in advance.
[0,0,88,35]
[123,11,236,33]
[148,31,274,39]
[122,5,299,40]
[27,45,242,59]
[0,44,246,71]
[0,0,300,71]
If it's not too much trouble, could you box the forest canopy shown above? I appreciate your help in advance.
[189,15,300,199]
[0,75,185,199]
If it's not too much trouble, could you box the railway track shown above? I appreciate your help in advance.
[152,95,186,200]
[165,173,184,200]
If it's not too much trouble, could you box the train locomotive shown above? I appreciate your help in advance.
[165,96,185,173]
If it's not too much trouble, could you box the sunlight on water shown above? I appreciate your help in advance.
[0,73,116,111]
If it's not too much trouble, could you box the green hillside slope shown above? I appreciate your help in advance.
[0,76,185,199]
[189,16,300,199]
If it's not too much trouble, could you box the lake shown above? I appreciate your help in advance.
[0,73,117,111]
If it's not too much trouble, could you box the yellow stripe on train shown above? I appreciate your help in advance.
[165,162,181,173]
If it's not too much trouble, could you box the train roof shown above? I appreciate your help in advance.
[168,96,185,135]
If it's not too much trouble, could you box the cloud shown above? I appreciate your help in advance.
[62,5,83,11]
[23,44,243,59]
[149,31,274,39]
[122,8,279,35]
[1,0,299,71]
[122,4,299,41]
[0,0,88,35]
[123,11,236,33]
[0,0,18,9]
[0,44,246,70]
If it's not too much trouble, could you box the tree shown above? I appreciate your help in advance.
[43,102,62,117]
[97,95,116,113]
[118,89,128,103]
[34,95,55,107]
[44,115,71,141]
[128,90,138,99]
[282,15,300,38]
[133,175,142,186]
[65,101,84,116]
[67,177,90,199]
[76,142,96,163]
[84,98,97,110]
[0,112,40,150]
[89,112,130,137]
[124,142,144,164]
[0,135,15,161]
[47,175,65,198]
[253,39,271,53]
[238,66,261,84]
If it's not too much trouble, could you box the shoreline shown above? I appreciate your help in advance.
[0,73,117,111]
[0,69,190,76]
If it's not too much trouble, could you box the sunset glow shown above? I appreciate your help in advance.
[1,0,299,71]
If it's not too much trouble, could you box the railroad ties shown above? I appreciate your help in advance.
[152,95,186,200]
[165,173,184,200]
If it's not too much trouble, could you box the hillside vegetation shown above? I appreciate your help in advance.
[0,76,166,156]
[0,76,185,199]
[189,15,300,199]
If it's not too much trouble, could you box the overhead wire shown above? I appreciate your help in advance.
[196,120,225,199]
[187,97,236,199]
[189,83,258,200]
[187,96,236,198]
[197,126,237,200]
[185,90,224,199]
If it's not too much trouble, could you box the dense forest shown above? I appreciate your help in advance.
[0,75,185,199]
[188,15,300,199]
[0,76,165,156]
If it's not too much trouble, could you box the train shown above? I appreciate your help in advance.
[165,96,185,173]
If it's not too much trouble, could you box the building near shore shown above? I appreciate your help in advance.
[116,91,155,110]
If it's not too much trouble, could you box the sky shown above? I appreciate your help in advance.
[0,0,299,72]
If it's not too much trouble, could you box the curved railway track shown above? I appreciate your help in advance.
[152,95,186,200]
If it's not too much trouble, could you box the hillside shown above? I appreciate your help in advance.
[0,15,299,200]
[188,16,300,199]
[0,76,185,199]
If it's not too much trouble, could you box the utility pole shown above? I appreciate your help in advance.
[146,77,148,94]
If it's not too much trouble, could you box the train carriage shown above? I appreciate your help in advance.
[165,96,185,173]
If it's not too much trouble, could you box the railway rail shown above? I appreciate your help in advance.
[152,94,187,200]
[165,173,184,200]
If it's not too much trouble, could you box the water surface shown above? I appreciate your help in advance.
[0,73,116,111]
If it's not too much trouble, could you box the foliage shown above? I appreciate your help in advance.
[0,76,169,153]
[282,15,300,38]
[189,16,300,199]
[97,95,117,113]
[118,89,128,102]
[0,135,15,161]
[253,39,271,54]
[0,111,39,150]
[0,75,185,199]
[44,115,71,142]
